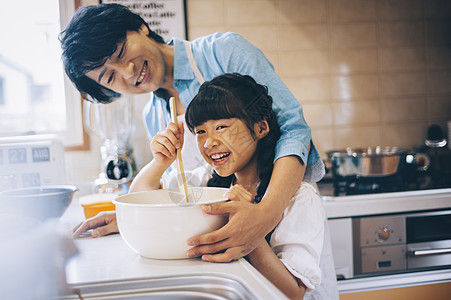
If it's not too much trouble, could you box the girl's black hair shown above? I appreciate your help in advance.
[185,73,281,204]
[59,4,165,103]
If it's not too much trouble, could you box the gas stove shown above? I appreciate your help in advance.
[320,147,451,197]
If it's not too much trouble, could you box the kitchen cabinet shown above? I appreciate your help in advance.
[340,281,451,300]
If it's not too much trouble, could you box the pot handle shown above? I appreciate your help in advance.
[405,153,430,172]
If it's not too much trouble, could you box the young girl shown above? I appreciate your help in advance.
[130,73,338,299]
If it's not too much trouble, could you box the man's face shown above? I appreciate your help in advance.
[86,25,170,95]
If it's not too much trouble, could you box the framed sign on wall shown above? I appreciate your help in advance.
[100,0,187,41]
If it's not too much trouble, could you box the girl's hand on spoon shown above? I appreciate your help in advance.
[150,121,184,169]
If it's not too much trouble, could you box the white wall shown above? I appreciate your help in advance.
[64,0,451,193]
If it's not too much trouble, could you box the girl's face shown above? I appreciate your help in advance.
[194,118,267,178]
[85,25,171,95]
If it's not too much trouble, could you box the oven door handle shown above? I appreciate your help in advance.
[409,248,451,256]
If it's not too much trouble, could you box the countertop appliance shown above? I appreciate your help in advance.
[0,134,66,191]
[322,188,451,294]
[319,147,451,291]
[83,97,136,194]
[354,209,451,277]
[325,146,450,197]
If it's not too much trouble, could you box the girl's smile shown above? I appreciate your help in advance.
[195,118,269,185]
[195,118,258,178]
[209,152,231,166]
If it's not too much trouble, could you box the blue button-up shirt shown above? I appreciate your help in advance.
[143,32,324,182]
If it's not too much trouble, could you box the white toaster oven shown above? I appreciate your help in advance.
[0,134,66,191]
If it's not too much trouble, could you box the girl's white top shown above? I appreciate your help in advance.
[162,165,339,299]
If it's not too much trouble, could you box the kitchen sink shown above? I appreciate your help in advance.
[58,273,259,299]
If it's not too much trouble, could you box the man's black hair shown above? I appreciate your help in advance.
[59,4,165,103]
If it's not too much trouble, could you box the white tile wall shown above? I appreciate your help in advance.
[187,0,451,157]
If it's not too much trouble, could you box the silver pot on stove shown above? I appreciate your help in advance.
[326,146,419,178]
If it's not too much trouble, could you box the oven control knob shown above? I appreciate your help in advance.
[377,227,390,241]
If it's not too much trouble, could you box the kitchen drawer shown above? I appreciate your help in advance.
[339,281,451,300]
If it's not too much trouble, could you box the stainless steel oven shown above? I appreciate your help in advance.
[352,209,451,277]
[322,146,451,283]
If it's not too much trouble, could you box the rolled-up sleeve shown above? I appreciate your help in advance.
[195,32,324,181]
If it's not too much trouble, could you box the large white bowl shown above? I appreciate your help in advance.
[113,187,229,259]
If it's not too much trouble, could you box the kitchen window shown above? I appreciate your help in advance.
[0,78,5,105]
[0,0,84,148]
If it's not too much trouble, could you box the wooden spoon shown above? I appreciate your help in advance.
[169,97,190,203]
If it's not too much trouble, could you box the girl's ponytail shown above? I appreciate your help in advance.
[255,99,280,203]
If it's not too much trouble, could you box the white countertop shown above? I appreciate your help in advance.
[61,197,288,299]
[64,234,288,299]
[61,187,451,297]
[322,188,451,219]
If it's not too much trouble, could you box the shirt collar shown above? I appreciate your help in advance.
[170,37,195,81]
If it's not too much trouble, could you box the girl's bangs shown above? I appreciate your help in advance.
[186,86,245,131]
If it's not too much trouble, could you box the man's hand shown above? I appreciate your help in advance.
[186,155,305,263]
[186,200,274,262]
[72,211,118,238]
